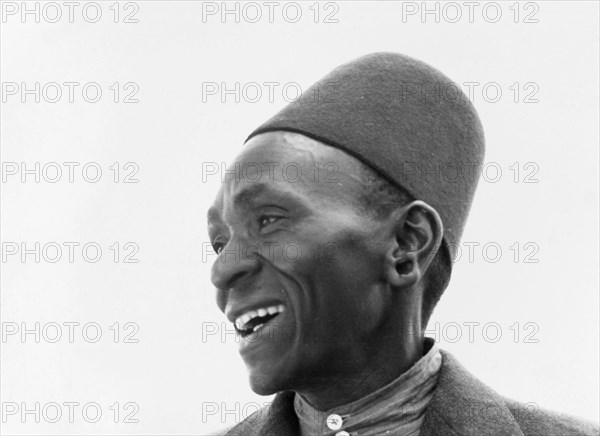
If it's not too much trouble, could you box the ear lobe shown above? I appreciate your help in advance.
[385,200,443,289]
[386,249,419,288]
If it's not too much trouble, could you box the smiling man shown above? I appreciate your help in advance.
[208,53,598,436]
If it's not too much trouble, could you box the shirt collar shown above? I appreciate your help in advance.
[294,337,442,436]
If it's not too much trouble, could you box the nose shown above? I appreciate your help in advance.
[211,239,261,312]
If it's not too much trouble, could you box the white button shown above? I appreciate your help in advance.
[336,432,350,436]
[326,413,343,430]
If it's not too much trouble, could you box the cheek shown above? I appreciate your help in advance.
[318,230,384,282]
[271,224,383,273]
[278,231,386,325]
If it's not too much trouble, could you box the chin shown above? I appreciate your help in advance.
[248,369,286,396]
[246,356,302,396]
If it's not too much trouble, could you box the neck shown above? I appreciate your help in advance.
[298,329,424,411]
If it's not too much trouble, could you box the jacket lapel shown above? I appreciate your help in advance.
[420,350,524,436]
[259,391,299,435]
[227,390,298,436]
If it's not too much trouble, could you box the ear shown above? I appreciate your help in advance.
[385,200,443,289]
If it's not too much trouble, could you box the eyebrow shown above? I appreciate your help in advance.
[232,183,270,209]
[208,182,303,229]
[207,183,275,225]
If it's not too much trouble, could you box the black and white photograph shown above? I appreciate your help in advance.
[1,1,599,435]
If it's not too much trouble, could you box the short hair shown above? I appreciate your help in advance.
[355,161,451,328]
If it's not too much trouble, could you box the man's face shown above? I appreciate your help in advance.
[208,132,396,395]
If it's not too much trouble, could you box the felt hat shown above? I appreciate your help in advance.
[245,52,485,268]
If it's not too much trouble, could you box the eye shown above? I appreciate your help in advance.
[258,215,281,229]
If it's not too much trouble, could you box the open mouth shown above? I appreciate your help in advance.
[234,304,286,338]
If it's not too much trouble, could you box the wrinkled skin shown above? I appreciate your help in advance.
[208,131,441,410]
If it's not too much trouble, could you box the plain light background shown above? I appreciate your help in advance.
[1,1,598,434]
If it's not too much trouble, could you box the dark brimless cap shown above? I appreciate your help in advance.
[245,52,485,270]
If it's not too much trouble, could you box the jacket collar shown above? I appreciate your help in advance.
[419,350,524,436]
[227,391,298,436]
[227,349,524,436]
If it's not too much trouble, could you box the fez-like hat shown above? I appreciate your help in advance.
[245,52,485,270]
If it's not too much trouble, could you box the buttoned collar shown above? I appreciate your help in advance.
[293,338,441,436]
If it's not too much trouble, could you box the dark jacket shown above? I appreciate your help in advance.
[216,350,599,436]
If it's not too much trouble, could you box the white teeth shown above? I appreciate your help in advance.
[234,304,286,331]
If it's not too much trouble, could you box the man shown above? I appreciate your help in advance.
[207,53,598,436]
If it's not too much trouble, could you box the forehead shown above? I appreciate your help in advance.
[236,131,340,172]
[208,131,368,220]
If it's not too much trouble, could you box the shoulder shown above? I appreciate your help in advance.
[503,396,599,436]
[209,425,231,436]
[209,423,236,436]
[433,349,598,436]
